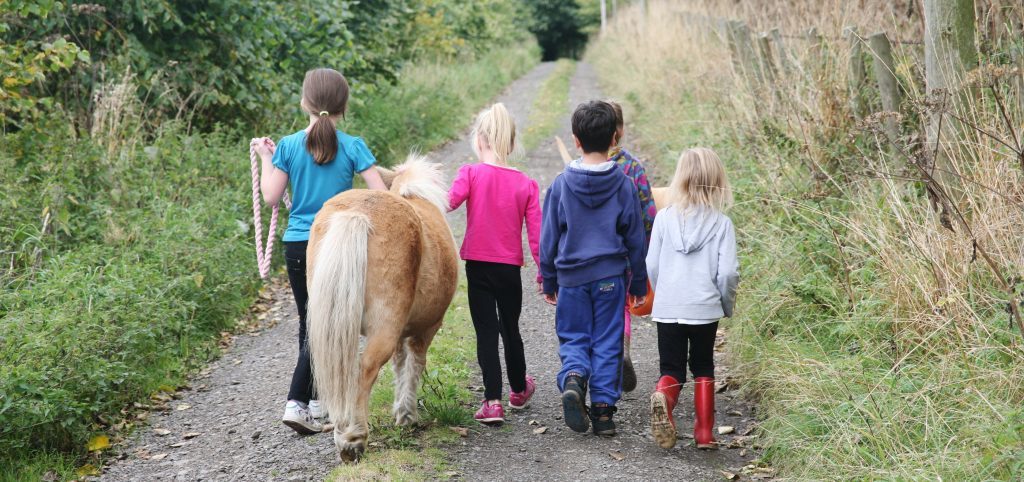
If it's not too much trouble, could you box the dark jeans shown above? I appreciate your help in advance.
[656,321,718,383]
[466,260,527,401]
[284,241,315,403]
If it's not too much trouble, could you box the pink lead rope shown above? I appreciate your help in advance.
[250,138,292,279]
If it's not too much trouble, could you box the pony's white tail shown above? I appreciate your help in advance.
[308,211,372,428]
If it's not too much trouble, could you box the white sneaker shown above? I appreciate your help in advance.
[308,400,329,420]
[282,400,323,435]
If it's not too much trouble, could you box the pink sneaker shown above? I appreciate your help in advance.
[474,400,504,425]
[509,375,536,409]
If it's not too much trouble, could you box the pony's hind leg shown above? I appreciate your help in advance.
[393,323,441,427]
[392,337,419,426]
[335,329,397,463]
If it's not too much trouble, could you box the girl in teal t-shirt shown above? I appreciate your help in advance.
[253,68,387,435]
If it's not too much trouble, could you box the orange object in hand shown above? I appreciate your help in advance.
[629,280,655,316]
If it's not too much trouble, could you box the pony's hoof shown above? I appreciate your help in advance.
[395,411,419,427]
[338,442,365,464]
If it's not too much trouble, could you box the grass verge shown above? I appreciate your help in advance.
[588,1,1024,479]
[0,41,539,480]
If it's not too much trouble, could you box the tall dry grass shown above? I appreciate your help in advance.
[590,0,1024,479]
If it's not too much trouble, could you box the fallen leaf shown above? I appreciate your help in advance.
[727,410,743,417]
[533,426,547,435]
[739,449,748,457]
[176,404,191,411]
[76,464,101,477]
[450,426,468,437]
[528,420,539,426]
[720,470,738,480]
[741,425,756,436]
[718,426,735,435]
[182,432,200,439]
[170,441,188,448]
[151,453,168,460]
[608,450,625,461]
[86,434,110,452]
[443,471,459,477]
[153,428,171,436]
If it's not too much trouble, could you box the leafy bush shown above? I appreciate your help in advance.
[1,0,530,131]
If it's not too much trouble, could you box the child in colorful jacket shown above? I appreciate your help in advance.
[607,101,657,393]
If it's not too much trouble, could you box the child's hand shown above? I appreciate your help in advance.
[543,292,558,306]
[629,295,647,308]
[254,137,276,159]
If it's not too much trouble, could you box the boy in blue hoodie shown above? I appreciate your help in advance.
[540,100,649,436]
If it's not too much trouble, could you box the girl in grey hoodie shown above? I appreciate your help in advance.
[645,147,739,450]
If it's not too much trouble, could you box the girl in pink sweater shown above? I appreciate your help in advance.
[449,103,542,425]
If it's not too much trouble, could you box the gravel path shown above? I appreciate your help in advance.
[447,62,757,481]
[101,61,758,482]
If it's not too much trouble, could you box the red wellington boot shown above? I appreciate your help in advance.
[693,377,717,449]
[650,375,682,449]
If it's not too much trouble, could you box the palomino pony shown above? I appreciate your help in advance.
[306,154,458,462]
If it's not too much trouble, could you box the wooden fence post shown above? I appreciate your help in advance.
[845,26,867,118]
[770,28,794,76]
[868,32,901,139]
[757,33,778,85]
[601,0,607,35]
[727,21,761,84]
[923,0,978,161]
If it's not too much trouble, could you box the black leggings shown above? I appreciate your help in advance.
[466,260,527,401]
[656,321,718,383]
[284,241,315,403]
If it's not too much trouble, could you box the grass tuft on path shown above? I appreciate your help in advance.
[518,59,576,154]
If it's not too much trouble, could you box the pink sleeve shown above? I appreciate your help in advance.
[448,165,471,212]
[525,179,543,283]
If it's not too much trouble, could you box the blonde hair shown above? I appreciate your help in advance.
[668,147,733,213]
[471,102,518,166]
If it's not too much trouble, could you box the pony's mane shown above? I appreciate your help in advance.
[391,153,449,213]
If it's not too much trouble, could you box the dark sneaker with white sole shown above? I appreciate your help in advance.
[590,403,617,436]
[561,374,590,433]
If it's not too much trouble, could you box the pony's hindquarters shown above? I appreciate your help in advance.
[307,211,371,436]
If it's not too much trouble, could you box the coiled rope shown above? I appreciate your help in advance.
[250,138,292,279]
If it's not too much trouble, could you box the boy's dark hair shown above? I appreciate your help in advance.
[571,101,617,154]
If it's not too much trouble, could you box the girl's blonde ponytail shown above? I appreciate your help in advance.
[471,103,519,165]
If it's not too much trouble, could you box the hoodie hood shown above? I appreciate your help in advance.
[668,206,724,253]
[562,163,627,208]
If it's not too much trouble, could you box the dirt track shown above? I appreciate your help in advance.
[101,61,757,481]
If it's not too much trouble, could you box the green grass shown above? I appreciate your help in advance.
[519,59,576,153]
[327,277,476,481]
[0,42,540,480]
